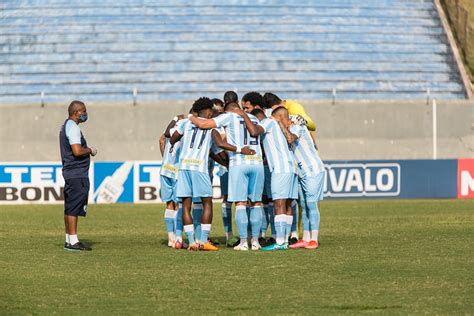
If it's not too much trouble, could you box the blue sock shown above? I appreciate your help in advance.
[260,204,268,236]
[291,200,298,236]
[274,214,286,245]
[302,202,310,231]
[235,206,248,240]
[307,201,321,232]
[184,224,195,245]
[164,209,175,238]
[268,203,276,238]
[192,204,203,242]
[175,205,183,240]
[201,224,211,244]
[250,206,263,239]
[221,202,232,235]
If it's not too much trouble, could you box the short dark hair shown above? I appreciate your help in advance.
[251,108,265,117]
[242,91,265,108]
[272,106,288,117]
[192,97,214,113]
[224,91,238,105]
[68,100,85,116]
[263,92,282,108]
[212,98,224,107]
[224,102,239,111]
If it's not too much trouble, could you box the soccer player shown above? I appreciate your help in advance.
[189,102,265,251]
[160,115,184,248]
[247,107,299,251]
[288,122,324,249]
[170,97,254,251]
[240,92,275,245]
[59,100,97,251]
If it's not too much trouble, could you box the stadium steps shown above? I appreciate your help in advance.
[0,0,468,102]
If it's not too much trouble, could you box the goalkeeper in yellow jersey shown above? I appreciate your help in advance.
[262,92,316,132]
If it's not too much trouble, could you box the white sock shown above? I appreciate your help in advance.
[65,234,70,243]
[285,215,293,240]
[69,234,79,245]
[311,230,319,241]
[240,238,247,245]
[168,232,175,241]
[303,230,311,242]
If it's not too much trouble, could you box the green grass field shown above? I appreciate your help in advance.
[1,200,473,314]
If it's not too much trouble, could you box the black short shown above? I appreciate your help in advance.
[64,177,90,217]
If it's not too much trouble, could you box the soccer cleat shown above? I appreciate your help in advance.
[209,238,220,246]
[288,237,298,245]
[261,243,287,251]
[200,242,219,251]
[251,240,261,251]
[65,242,92,251]
[187,243,200,251]
[266,237,276,246]
[289,239,308,249]
[305,240,319,249]
[233,242,249,251]
[174,240,183,249]
[63,242,70,249]
[226,236,240,248]
[258,237,267,247]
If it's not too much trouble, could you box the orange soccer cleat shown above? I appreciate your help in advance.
[289,239,308,249]
[200,242,219,251]
[305,240,319,249]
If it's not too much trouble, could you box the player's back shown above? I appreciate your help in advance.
[161,127,182,178]
[176,119,213,173]
[215,112,263,167]
[290,124,324,176]
[260,118,295,174]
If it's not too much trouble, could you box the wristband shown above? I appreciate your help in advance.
[236,147,241,153]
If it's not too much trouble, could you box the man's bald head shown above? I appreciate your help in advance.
[68,100,85,116]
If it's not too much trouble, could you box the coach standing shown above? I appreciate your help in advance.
[59,100,97,251]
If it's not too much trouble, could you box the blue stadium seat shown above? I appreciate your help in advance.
[0,0,467,102]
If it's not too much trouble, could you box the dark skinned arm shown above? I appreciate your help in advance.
[189,115,217,129]
[278,121,298,144]
[159,134,166,156]
[211,129,255,155]
[230,108,264,137]
[71,144,92,157]
[209,151,229,167]
[170,130,183,145]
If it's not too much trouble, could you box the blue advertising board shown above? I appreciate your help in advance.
[0,159,468,204]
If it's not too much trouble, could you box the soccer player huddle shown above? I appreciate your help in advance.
[159,91,324,251]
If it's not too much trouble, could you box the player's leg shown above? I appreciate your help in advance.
[220,171,237,246]
[290,182,310,249]
[305,171,325,249]
[262,166,276,244]
[160,175,176,247]
[261,173,291,251]
[228,166,250,250]
[248,165,264,250]
[192,201,203,243]
[193,170,217,251]
[290,200,299,241]
[176,170,197,250]
[174,201,184,249]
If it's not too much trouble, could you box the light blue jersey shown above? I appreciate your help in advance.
[160,127,181,179]
[260,118,296,174]
[213,112,263,167]
[176,118,213,174]
[289,124,324,177]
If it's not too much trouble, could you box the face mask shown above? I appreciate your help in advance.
[79,112,88,122]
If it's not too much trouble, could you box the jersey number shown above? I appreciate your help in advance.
[190,127,207,149]
[240,121,259,145]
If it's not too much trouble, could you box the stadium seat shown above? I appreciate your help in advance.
[0,0,467,103]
